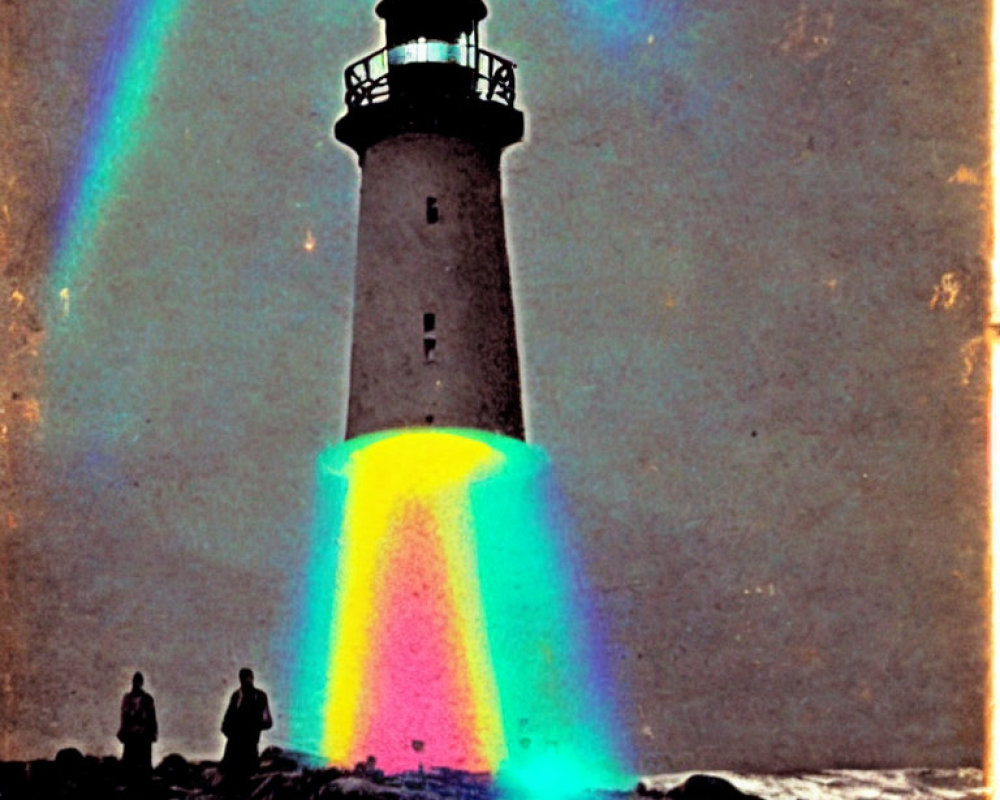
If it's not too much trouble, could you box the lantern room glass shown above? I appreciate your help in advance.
[387,33,474,68]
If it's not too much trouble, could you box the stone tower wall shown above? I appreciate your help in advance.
[346,133,523,439]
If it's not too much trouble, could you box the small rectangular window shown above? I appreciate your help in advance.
[423,312,436,362]
[426,197,439,224]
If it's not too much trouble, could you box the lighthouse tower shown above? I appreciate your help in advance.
[335,0,525,440]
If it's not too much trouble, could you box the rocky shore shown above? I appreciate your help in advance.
[0,748,986,800]
[0,747,767,800]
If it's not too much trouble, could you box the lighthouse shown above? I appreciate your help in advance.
[335,0,525,440]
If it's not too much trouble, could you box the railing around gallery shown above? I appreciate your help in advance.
[344,44,517,108]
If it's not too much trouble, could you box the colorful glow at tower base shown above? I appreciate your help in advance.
[286,429,630,796]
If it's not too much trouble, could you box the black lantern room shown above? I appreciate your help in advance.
[335,0,521,155]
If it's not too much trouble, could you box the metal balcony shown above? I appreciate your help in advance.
[344,45,516,108]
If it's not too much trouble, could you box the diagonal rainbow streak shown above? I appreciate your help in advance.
[287,428,630,795]
[49,0,186,318]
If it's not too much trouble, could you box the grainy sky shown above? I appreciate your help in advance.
[0,0,990,773]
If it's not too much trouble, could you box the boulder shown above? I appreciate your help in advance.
[259,746,302,774]
[53,746,85,773]
[156,752,196,786]
[250,770,308,800]
[663,774,765,800]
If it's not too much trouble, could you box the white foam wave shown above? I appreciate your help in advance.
[639,768,986,800]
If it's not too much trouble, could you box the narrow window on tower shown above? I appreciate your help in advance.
[426,196,439,224]
[423,312,436,362]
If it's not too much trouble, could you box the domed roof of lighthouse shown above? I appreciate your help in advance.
[375,0,488,23]
[375,0,488,46]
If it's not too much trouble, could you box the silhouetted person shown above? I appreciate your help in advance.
[220,668,272,789]
[117,672,157,783]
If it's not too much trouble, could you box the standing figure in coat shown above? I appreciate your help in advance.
[220,667,273,787]
[117,672,158,782]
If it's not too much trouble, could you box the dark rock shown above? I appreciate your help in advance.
[250,770,305,800]
[306,765,350,792]
[156,752,196,785]
[39,748,120,799]
[0,761,28,796]
[258,746,301,774]
[352,755,386,783]
[662,774,765,800]
[54,747,85,773]
[26,758,58,793]
[198,762,225,791]
[635,780,667,797]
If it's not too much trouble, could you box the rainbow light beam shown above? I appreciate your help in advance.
[49,0,186,319]
[286,429,630,798]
